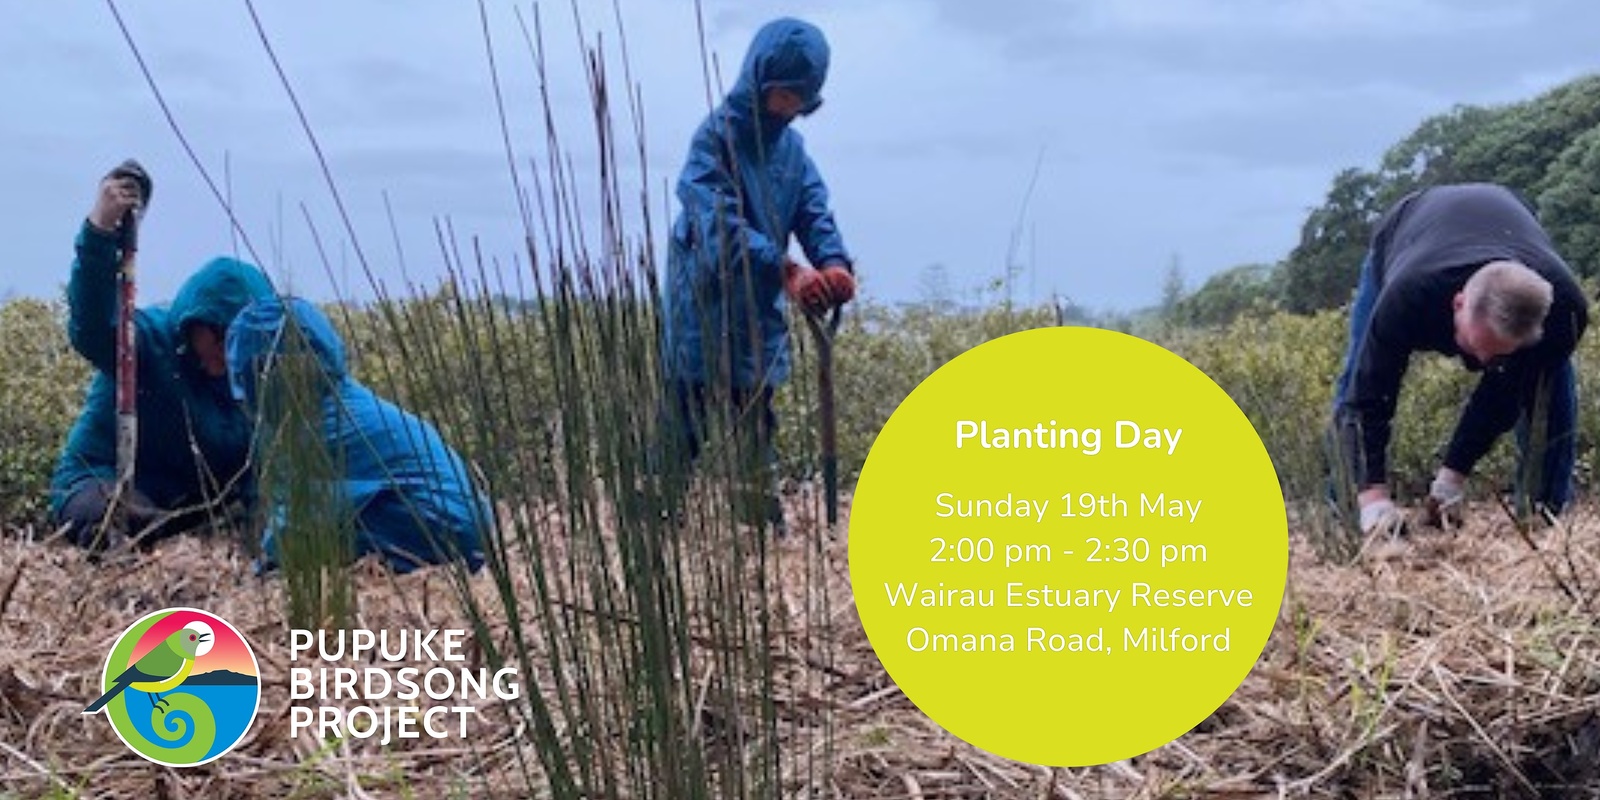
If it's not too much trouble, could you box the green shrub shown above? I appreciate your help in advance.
[4,290,1596,549]
[776,301,1059,487]
[0,299,87,528]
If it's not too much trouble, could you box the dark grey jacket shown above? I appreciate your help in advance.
[1338,183,1588,486]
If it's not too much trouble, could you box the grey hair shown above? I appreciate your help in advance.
[1463,260,1553,345]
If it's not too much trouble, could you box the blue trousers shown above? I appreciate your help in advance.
[656,379,785,530]
[1332,251,1577,511]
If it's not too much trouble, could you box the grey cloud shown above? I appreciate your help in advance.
[7,0,1599,310]
[1149,83,1427,170]
[919,0,1598,102]
[836,130,1029,162]
[707,0,860,32]
[328,144,508,189]
[301,55,485,121]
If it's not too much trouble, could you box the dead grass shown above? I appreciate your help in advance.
[3,496,1599,799]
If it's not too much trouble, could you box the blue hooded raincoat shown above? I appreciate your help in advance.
[51,222,275,516]
[226,296,489,574]
[662,17,852,389]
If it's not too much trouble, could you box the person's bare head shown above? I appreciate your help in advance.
[1451,260,1553,364]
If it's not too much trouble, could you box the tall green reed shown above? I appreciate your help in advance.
[251,316,356,631]
[251,3,840,796]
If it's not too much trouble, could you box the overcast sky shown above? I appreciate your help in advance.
[3,0,1597,311]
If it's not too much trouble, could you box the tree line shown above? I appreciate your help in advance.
[1171,72,1600,328]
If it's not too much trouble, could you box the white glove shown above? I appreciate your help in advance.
[1359,498,1406,536]
[1426,470,1465,528]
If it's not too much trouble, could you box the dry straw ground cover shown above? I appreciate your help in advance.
[3,494,1598,798]
[9,5,1600,796]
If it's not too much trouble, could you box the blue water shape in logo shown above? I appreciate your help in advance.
[122,684,259,762]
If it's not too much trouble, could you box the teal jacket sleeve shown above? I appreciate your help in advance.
[66,220,158,375]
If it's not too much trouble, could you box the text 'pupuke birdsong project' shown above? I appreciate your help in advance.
[288,629,521,746]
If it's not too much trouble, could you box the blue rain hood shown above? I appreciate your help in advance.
[171,256,276,338]
[50,228,274,517]
[226,295,347,407]
[227,295,489,575]
[728,18,831,137]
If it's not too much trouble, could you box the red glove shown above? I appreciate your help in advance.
[818,264,856,306]
[783,259,831,313]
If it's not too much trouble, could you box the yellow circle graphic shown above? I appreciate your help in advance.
[849,326,1288,766]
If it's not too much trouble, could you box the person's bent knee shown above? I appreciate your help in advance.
[52,480,165,550]
[54,480,119,549]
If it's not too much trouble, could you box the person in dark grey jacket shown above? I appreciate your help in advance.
[1331,183,1589,534]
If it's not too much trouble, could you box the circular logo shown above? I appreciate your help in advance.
[849,327,1288,766]
[85,607,261,767]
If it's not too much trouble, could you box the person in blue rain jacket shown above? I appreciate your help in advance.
[52,165,275,550]
[660,17,857,532]
[226,296,488,574]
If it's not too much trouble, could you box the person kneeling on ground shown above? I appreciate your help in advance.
[52,163,275,551]
[227,296,489,574]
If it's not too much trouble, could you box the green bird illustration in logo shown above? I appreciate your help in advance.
[84,621,214,714]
